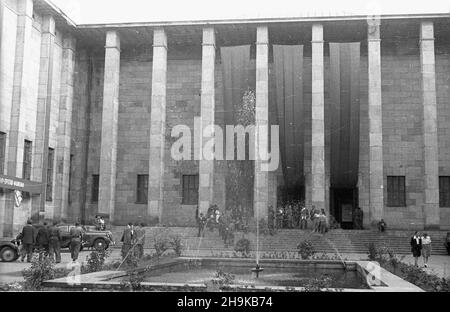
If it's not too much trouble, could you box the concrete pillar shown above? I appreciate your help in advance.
[98,31,120,221]
[147,28,167,221]
[3,0,33,236]
[31,15,56,220]
[0,0,3,108]
[253,26,269,220]
[311,24,326,214]
[367,18,384,225]
[198,27,215,215]
[54,36,76,220]
[420,21,440,230]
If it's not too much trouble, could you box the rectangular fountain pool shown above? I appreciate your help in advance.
[114,258,370,290]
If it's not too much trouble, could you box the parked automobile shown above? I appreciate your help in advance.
[58,224,115,251]
[0,239,20,262]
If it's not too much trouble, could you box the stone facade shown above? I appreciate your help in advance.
[1,1,450,235]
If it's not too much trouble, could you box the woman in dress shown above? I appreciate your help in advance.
[410,231,422,267]
[421,233,432,268]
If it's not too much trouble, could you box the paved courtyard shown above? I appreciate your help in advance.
[0,249,123,284]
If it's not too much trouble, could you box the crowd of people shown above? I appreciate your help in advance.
[196,205,235,247]
[16,220,84,263]
[268,201,340,233]
[195,202,342,241]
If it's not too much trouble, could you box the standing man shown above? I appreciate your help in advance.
[268,206,275,232]
[197,212,207,237]
[120,222,134,260]
[99,216,106,230]
[48,221,61,263]
[137,222,146,259]
[94,215,101,230]
[353,207,364,229]
[36,222,50,260]
[300,205,309,230]
[410,231,422,267]
[20,220,36,262]
[69,222,84,262]
[133,222,145,259]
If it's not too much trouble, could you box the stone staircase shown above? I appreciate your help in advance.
[110,226,449,256]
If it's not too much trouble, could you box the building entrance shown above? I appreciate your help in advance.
[330,187,358,229]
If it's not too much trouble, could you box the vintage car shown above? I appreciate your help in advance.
[0,238,20,262]
[58,225,115,251]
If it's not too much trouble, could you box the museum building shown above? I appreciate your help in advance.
[1,0,450,236]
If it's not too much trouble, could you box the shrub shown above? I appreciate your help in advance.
[169,235,183,256]
[82,249,110,274]
[22,255,56,290]
[209,269,236,291]
[103,260,121,271]
[297,240,315,259]
[302,275,334,292]
[121,267,149,291]
[367,242,378,260]
[234,237,251,257]
[153,230,170,260]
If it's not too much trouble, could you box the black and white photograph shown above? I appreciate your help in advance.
[0,0,449,300]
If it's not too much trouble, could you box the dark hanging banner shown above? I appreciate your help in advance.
[273,45,304,187]
[329,42,360,188]
[220,45,253,215]
[220,45,251,126]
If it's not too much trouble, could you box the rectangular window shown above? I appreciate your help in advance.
[92,174,99,203]
[439,176,450,208]
[45,148,54,202]
[387,176,406,207]
[136,174,148,204]
[182,174,199,205]
[23,140,32,180]
[0,132,6,174]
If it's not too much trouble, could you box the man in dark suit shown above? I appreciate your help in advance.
[121,223,134,261]
[48,221,61,263]
[69,222,84,262]
[410,231,422,267]
[36,222,50,260]
[20,220,36,262]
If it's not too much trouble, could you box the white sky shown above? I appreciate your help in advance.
[51,0,450,24]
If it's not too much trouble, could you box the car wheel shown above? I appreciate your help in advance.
[93,239,107,251]
[1,247,18,262]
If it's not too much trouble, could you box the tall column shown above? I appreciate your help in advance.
[31,15,55,220]
[3,0,33,236]
[0,0,4,106]
[148,28,167,221]
[311,24,326,214]
[54,36,76,220]
[198,27,215,215]
[367,18,384,225]
[98,31,120,221]
[420,21,440,230]
[0,0,6,237]
[253,26,269,220]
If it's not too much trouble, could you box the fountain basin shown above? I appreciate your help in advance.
[43,257,424,291]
